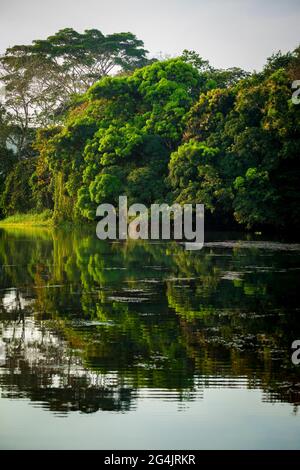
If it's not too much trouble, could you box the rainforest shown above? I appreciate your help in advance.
[0,29,299,234]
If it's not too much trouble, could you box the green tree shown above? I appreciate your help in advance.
[0,28,151,154]
[41,59,202,221]
[0,105,16,217]
[0,158,35,216]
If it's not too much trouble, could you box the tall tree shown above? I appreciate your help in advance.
[0,28,150,154]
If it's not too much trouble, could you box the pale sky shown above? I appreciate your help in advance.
[0,0,299,71]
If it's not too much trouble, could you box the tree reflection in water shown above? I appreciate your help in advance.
[0,227,299,415]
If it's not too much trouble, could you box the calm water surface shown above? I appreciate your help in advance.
[0,227,300,449]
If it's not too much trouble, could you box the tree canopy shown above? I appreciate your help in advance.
[0,28,151,154]
[0,30,300,234]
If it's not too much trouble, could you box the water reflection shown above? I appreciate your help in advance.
[0,227,300,416]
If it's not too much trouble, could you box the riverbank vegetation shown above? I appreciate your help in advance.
[0,29,299,233]
[0,210,53,227]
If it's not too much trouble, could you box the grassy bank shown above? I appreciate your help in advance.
[0,210,53,227]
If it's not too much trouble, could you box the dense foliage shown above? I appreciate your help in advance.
[0,30,300,234]
[0,28,151,154]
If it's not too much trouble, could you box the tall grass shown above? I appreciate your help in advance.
[0,210,53,226]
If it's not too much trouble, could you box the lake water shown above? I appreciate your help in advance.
[0,227,300,449]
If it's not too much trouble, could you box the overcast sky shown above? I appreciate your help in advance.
[0,0,299,71]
